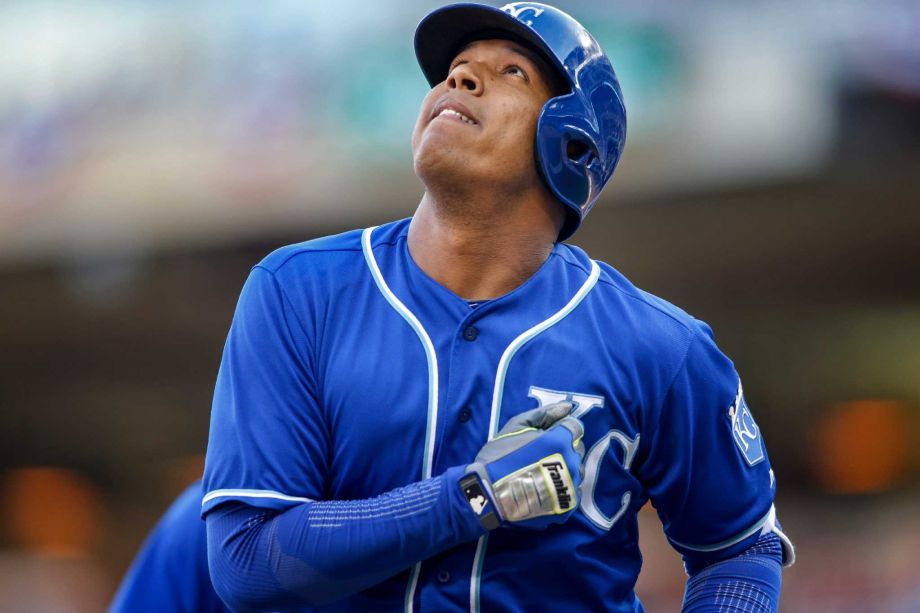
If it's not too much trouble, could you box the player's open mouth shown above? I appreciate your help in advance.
[436,108,477,125]
[430,100,479,127]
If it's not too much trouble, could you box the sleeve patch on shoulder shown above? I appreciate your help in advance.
[729,382,765,466]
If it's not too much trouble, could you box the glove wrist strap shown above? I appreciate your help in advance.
[458,471,501,531]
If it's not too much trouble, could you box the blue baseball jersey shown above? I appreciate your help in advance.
[203,218,777,612]
[111,481,229,613]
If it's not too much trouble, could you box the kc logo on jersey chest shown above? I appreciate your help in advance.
[528,386,605,419]
[528,385,641,531]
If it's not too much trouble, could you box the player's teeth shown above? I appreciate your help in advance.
[439,108,475,124]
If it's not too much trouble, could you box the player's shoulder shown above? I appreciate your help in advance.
[255,227,366,275]
[560,243,711,355]
[254,218,410,278]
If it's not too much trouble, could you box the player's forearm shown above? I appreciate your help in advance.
[206,465,484,611]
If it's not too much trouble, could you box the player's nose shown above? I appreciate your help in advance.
[446,63,483,96]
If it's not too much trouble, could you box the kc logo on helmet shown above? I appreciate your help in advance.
[502,4,545,27]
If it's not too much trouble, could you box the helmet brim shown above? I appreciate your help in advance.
[414,3,568,90]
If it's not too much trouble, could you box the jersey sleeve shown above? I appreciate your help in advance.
[202,265,328,515]
[639,321,776,559]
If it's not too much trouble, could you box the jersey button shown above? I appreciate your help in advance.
[458,407,472,423]
[462,326,479,341]
[437,570,451,583]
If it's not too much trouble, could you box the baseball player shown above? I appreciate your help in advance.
[202,3,794,612]
[111,481,229,612]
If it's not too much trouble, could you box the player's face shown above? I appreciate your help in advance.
[412,39,561,192]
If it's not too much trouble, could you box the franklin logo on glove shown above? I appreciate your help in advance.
[541,460,571,509]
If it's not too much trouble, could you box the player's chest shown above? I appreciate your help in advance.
[317,304,644,500]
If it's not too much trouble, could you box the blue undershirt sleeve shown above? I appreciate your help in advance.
[207,465,486,611]
[681,532,784,613]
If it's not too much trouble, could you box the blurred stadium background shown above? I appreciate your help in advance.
[1,0,918,610]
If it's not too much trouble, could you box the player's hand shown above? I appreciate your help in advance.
[463,401,585,530]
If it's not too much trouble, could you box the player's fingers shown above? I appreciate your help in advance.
[533,401,574,428]
[574,437,586,461]
[555,415,585,457]
[500,401,573,433]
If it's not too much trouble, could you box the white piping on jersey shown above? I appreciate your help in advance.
[201,488,315,506]
[487,260,601,438]
[668,504,776,553]
[361,226,439,613]
[361,227,440,481]
[470,533,488,613]
[403,564,422,613]
[760,504,796,566]
[471,259,601,613]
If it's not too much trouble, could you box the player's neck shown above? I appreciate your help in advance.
[407,192,561,300]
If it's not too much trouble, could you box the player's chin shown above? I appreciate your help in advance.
[413,140,475,182]
[412,117,469,153]
[412,143,449,178]
[416,125,469,155]
[418,124,476,149]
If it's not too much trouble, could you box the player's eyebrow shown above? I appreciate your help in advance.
[502,42,568,95]
[453,40,567,94]
[457,40,543,70]
[502,42,544,70]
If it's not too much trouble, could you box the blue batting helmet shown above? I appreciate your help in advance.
[415,2,627,240]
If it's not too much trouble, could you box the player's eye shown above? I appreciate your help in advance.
[503,65,528,81]
[449,58,468,72]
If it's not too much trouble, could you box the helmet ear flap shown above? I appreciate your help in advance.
[535,94,603,224]
[566,138,598,167]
